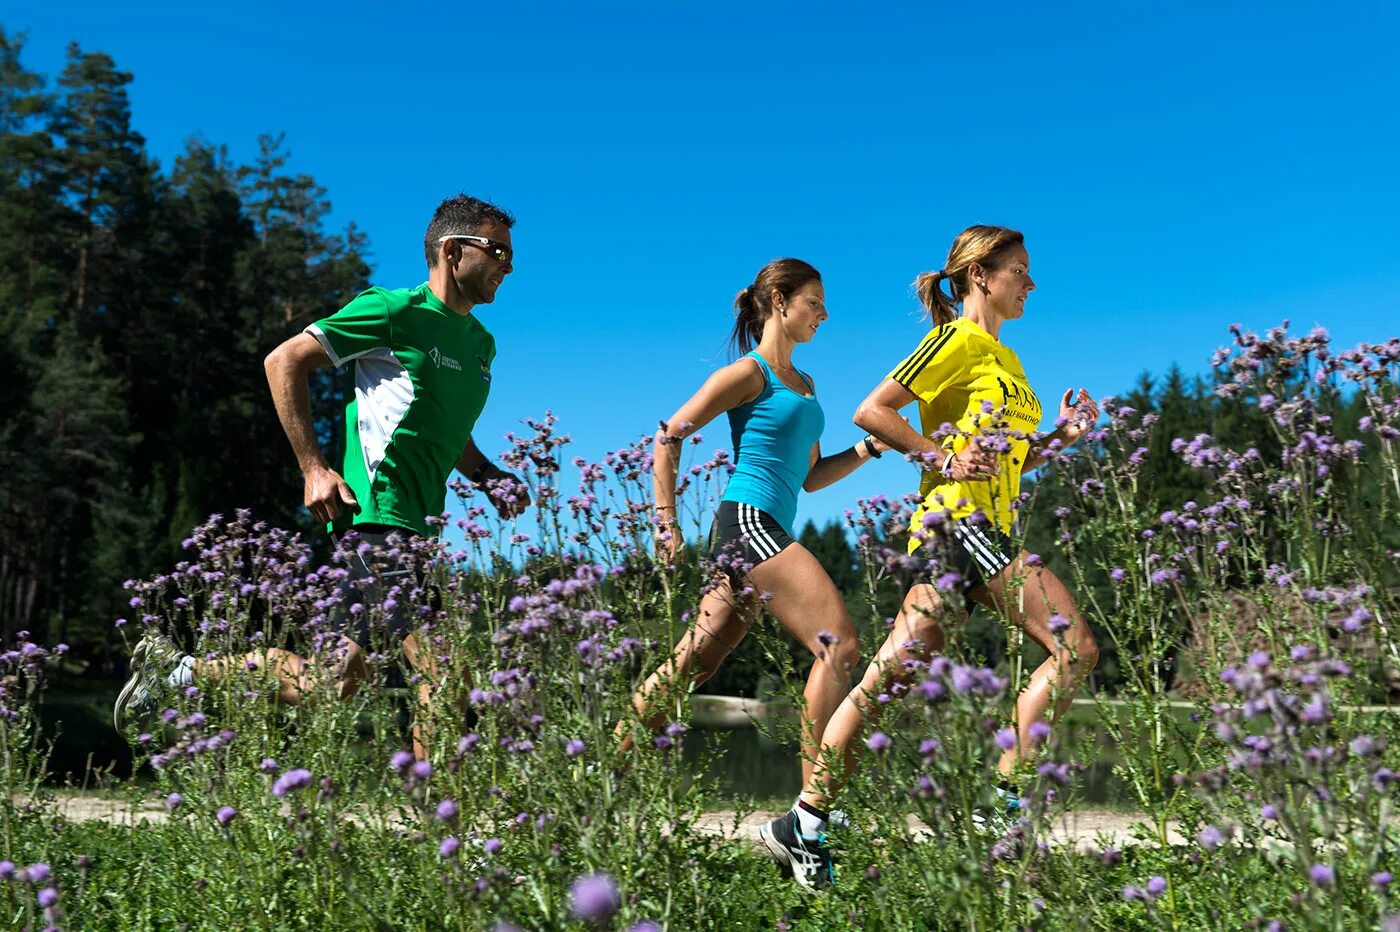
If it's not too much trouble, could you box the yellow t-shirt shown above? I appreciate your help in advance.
[889,318,1043,544]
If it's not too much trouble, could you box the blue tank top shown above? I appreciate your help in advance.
[721,351,826,535]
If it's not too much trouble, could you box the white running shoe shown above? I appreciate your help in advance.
[113,631,186,730]
[759,812,834,891]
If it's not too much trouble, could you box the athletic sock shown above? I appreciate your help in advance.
[794,799,829,838]
[164,655,194,688]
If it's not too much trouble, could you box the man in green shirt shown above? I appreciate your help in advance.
[116,195,528,757]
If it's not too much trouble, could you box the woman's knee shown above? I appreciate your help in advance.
[1063,627,1099,673]
[903,612,945,656]
[819,629,862,677]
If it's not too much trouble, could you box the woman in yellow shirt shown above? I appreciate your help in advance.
[761,225,1100,885]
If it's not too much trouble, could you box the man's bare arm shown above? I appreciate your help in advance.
[264,332,358,524]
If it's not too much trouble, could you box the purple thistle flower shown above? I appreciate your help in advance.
[165,792,183,810]
[1145,876,1167,898]
[1374,872,1393,889]
[630,923,662,932]
[216,806,238,827]
[484,838,503,855]
[271,768,313,798]
[1028,721,1052,745]
[652,736,672,751]
[37,887,58,908]
[411,760,433,781]
[1309,863,1335,886]
[436,799,459,822]
[1261,804,1279,821]
[1197,826,1223,850]
[1351,735,1380,757]
[565,738,586,757]
[439,836,460,858]
[994,728,1018,751]
[1247,651,1272,670]
[24,863,50,883]
[0,861,14,880]
[1047,614,1070,634]
[1300,700,1329,725]
[920,678,946,701]
[389,750,414,774]
[1109,567,1126,582]
[570,872,621,921]
[259,757,279,773]
[951,667,976,694]
[1100,847,1121,866]
[867,731,892,753]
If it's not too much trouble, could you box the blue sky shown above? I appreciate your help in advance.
[11,1,1400,533]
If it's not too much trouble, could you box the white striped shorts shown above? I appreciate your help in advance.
[707,501,795,579]
[923,517,1018,595]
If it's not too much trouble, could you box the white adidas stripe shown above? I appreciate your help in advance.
[954,524,999,574]
[739,504,780,560]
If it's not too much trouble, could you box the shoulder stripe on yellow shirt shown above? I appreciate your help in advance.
[893,324,957,386]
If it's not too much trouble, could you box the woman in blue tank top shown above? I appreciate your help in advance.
[625,259,889,840]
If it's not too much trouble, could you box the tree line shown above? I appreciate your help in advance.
[0,30,370,664]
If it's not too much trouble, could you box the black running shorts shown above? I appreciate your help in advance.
[325,525,434,647]
[916,516,1018,597]
[707,501,796,580]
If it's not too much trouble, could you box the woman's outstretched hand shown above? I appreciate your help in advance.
[1058,388,1100,442]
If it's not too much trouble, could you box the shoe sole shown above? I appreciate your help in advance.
[112,639,154,731]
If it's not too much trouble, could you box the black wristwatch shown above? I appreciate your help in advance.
[862,437,882,459]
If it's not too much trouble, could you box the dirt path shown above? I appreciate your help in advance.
[47,795,1180,850]
[695,809,1182,851]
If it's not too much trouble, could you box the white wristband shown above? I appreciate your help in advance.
[940,452,956,476]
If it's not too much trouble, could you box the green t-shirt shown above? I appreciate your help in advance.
[305,284,495,535]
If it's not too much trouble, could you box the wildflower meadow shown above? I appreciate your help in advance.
[3,323,1398,930]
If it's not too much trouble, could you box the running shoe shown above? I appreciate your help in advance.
[972,785,1024,834]
[113,631,186,729]
[759,812,834,891]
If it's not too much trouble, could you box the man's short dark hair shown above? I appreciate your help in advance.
[424,195,516,268]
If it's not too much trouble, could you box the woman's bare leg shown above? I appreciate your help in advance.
[971,553,1099,776]
[801,583,951,809]
[749,543,863,789]
[621,577,754,751]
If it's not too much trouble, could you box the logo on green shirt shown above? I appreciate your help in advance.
[428,346,462,371]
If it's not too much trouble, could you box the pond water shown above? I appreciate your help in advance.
[681,721,1135,808]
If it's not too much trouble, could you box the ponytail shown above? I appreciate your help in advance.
[728,258,822,356]
[914,270,958,327]
[729,285,764,354]
[915,225,1024,328]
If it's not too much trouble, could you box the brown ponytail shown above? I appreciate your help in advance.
[729,258,822,355]
[914,225,1024,325]
[914,270,957,326]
